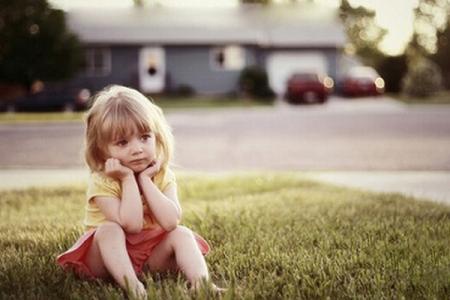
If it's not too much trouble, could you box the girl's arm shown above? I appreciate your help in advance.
[95,158,143,233]
[138,163,181,231]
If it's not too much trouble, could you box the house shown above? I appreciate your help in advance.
[66,3,346,96]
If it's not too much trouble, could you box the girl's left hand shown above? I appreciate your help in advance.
[139,159,161,180]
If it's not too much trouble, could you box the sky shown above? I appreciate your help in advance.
[48,0,419,56]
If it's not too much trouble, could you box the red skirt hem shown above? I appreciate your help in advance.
[56,227,210,279]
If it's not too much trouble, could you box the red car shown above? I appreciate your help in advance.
[285,72,334,104]
[341,66,385,97]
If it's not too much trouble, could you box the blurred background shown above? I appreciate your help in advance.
[0,0,449,109]
[0,0,449,202]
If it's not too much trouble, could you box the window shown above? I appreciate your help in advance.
[146,55,159,76]
[210,46,245,71]
[84,48,111,76]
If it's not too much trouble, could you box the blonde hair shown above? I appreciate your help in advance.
[84,85,174,174]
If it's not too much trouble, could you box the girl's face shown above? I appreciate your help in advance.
[106,125,157,173]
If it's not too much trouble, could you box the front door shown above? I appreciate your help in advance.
[139,47,165,93]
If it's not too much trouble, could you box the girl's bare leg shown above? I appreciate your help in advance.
[85,222,146,298]
[146,226,209,285]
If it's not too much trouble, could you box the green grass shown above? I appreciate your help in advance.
[153,96,273,110]
[0,97,272,123]
[392,91,450,104]
[0,112,85,123]
[1,173,449,299]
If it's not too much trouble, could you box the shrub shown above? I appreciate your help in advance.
[401,57,443,98]
[238,66,275,101]
[376,55,408,93]
[174,84,195,97]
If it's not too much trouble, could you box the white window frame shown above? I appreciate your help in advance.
[210,45,246,71]
[84,48,112,76]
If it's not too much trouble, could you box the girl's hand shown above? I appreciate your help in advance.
[104,158,134,181]
[139,159,161,181]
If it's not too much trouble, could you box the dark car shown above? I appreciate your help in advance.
[5,81,91,112]
[340,66,385,97]
[285,72,334,104]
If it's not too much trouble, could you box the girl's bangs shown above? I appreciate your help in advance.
[101,103,153,142]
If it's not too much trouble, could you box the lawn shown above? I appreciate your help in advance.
[0,111,85,123]
[0,97,272,123]
[392,91,450,105]
[153,96,272,110]
[0,173,449,299]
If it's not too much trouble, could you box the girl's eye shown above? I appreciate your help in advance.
[116,140,128,146]
[141,133,152,141]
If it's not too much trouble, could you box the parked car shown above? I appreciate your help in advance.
[340,66,385,97]
[285,72,334,104]
[4,81,91,112]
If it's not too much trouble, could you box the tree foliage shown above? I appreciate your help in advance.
[0,0,82,88]
[402,57,443,98]
[339,0,386,67]
[239,66,274,101]
[241,0,271,4]
[376,55,408,93]
[431,20,450,89]
[412,0,449,54]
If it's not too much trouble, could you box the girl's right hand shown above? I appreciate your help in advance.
[104,158,134,181]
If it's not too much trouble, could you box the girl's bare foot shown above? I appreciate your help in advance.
[190,280,227,295]
[128,281,147,299]
[210,283,227,294]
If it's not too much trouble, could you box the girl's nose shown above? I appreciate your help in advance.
[131,141,143,154]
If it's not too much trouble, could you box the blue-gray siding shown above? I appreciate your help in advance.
[69,45,339,95]
[165,46,258,95]
[69,46,139,93]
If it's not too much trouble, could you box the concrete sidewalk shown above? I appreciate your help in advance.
[0,169,448,206]
[305,171,450,205]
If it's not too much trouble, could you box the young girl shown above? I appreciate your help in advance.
[57,85,219,298]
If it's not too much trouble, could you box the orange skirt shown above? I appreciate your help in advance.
[56,227,210,279]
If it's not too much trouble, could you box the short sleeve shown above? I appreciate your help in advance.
[86,172,121,202]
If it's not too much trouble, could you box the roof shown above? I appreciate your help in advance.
[67,3,346,47]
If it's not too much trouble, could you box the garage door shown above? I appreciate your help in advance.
[266,52,328,95]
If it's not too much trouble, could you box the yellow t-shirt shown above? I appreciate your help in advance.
[83,168,176,231]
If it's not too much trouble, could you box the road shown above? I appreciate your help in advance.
[1,96,450,204]
[1,97,449,171]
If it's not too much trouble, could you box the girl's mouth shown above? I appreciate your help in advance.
[130,158,146,165]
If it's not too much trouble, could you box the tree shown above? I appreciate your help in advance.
[411,0,449,54]
[376,54,408,93]
[238,66,274,101]
[401,56,443,97]
[240,0,271,4]
[431,20,450,89]
[403,1,450,90]
[239,0,319,5]
[339,0,386,67]
[0,0,82,89]
[133,0,146,6]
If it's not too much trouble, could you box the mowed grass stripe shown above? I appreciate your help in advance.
[0,174,449,299]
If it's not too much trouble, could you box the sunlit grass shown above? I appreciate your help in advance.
[0,112,84,123]
[392,91,450,104]
[154,96,272,110]
[0,97,272,123]
[1,173,449,299]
